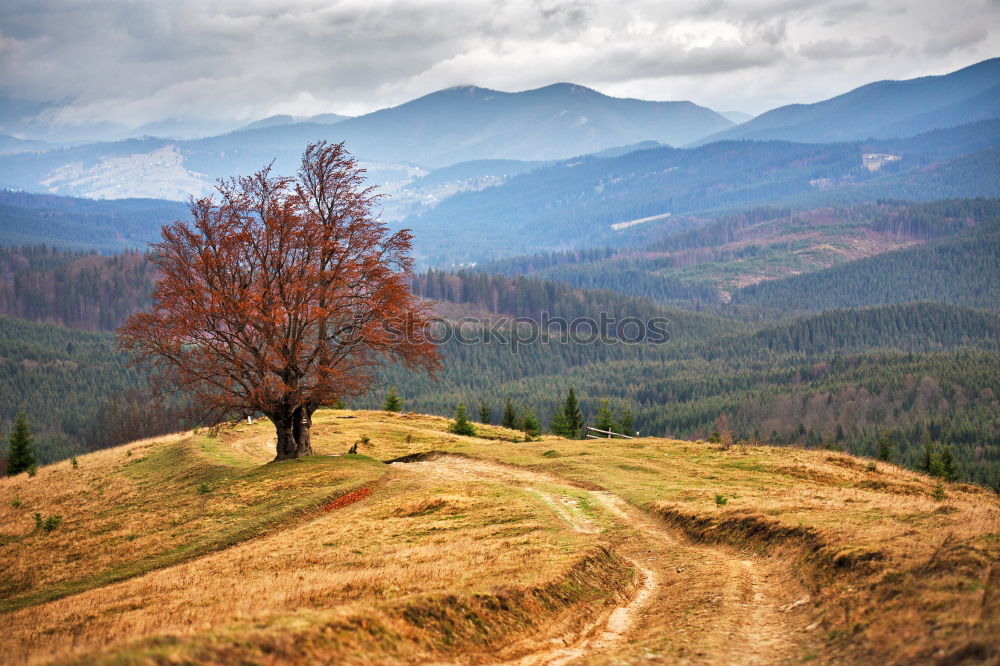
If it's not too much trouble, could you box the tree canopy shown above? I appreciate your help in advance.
[119,141,439,460]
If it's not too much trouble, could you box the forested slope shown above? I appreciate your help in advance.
[362,301,1000,488]
[478,199,1000,311]
[402,122,1000,264]
[732,217,1000,316]
[0,316,151,464]
[0,246,155,330]
[0,190,185,251]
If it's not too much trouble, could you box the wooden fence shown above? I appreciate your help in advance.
[585,426,635,440]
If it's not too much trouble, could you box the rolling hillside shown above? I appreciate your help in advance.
[732,215,1000,316]
[0,190,187,252]
[399,123,1000,266]
[1,411,996,664]
[3,210,1000,488]
[478,199,1000,309]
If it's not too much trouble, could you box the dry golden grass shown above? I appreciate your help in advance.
[0,424,385,612]
[0,412,623,665]
[299,410,1000,664]
[1,408,997,665]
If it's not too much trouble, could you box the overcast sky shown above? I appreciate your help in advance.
[1,0,997,129]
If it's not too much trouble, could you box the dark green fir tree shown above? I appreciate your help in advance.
[501,397,518,429]
[876,432,894,463]
[563,387,584,439]
[6,412,36,476]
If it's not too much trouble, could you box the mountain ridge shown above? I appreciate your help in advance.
[695,57,1000,145]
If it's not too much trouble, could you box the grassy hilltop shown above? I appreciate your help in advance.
[1,409,997,665]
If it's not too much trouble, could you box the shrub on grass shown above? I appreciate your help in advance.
[33,512,61,532]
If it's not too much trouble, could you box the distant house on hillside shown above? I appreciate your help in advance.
[862,153,902,172]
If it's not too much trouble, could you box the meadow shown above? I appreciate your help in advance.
[1,409,997,664]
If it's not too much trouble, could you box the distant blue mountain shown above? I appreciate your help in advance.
[695,58,1000,145]
[0,134,49,155]
[307,83,732,167]
[399,120,1000,265]
[193,83,732,170]
[238,112,350,131]
[0,83,735,197]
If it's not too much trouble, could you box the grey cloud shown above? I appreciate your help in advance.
[922,24,989,56]
[799,37,902,61]
[0,0,997,130]
[821,2,869,26]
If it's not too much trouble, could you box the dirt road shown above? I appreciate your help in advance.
[392,455,815,665]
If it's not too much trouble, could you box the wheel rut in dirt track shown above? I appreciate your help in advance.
[390,454,814,665]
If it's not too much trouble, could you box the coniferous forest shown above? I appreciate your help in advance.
[2,196,999,489]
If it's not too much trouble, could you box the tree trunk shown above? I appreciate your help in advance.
[292,405,314,457]
[272,405,314,461]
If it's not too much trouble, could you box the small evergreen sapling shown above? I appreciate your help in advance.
[550,405,571,437]
[520,410,541,439]
[876,433,894,463]
[478,403,492,424]
[449,403,476,436]
[382,387,403,412]
[31,511,62,532]
[594,400,616,435]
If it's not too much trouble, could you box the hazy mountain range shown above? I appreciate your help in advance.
[0,58,997,251]
[0,82,735,199]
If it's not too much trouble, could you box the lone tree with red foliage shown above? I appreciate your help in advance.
[119,142,440,460]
